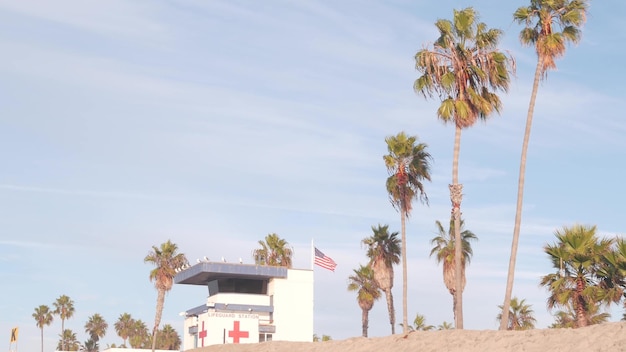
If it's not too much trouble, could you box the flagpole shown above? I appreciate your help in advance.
[310,239,314,270]
[310,238,315,339]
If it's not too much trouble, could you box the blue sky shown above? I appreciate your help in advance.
[1,0,624,350]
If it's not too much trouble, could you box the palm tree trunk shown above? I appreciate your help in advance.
[151,288,166,352]
[385,288,396,334]
[451,125,464,329]
[61,318,65,351]
[450,289,457,326]
[575,293,588,328]
[401,208,408,335]
[362,309,368,337]
[575,278,587,328]
[40,327,44,352]
[500,57,543,330]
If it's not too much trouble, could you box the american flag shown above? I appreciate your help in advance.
[314,247,337,272]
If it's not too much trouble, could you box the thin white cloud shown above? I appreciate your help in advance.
[0,184,176,201]
[0,0,166,39]
[0,240,46,248]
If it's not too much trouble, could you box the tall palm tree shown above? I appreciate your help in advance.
[500,0,589,330]
[114,313,134,347]
[362,224,401,334]
[84,313,108,343]
[540,224,614,328]
[384,131,432,334]
[144,240,188,352]
[497,297,537,330]
[33,305,54,352]
[252,233,293,268]
[429,218,477,323]
[414,7,513,328]
[347,264,381,337]
[53,294,75,351]
[57,329,80,351]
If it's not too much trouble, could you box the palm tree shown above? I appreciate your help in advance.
[596,237,626,315]
[384,131,432,334]
[347,264,381,337]
[57,329,80,351]
[404,313,435,331]
[429,218,477,323]
[550,301,610,328]
[540,224,614,328]
[313,334,332,342]
[362,224,401,334]
[157,324,181,350]
[595,237,626,323]
[82,338,98,352]
[437,321,454,330]
[144,240,189,352]
[414,7,514,328]
[84,313,108,343]
[114,313,134,347]
[53,294,75,351]
[500,0,589,330]
[252,233,294,268]
[129,319,150,349]
[550,308,576,329]
[497,297,537,330]
[609,238,626,321]
[33,305,54,352]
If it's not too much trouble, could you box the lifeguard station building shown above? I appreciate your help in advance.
[174,261,313,350]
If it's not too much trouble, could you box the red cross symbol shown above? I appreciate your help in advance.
[228,321,249,343]
[198,321,207,347]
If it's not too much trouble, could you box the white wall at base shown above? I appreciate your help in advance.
[197,312,259,347]
[101,349,174,352]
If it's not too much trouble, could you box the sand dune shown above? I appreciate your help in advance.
[192,321,626,352]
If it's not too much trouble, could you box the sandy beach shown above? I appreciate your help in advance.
[191,321,626,352]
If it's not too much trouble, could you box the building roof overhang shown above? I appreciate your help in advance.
[175,262,288,285]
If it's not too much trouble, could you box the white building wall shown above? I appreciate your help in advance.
[181,268,313,350]
[206,293,272,325]
[207,293,269,306]
[270,269,314,342]
[182,314,198,351]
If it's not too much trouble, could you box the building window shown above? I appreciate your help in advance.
[259,333,273,342]
[208,278,267,296]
